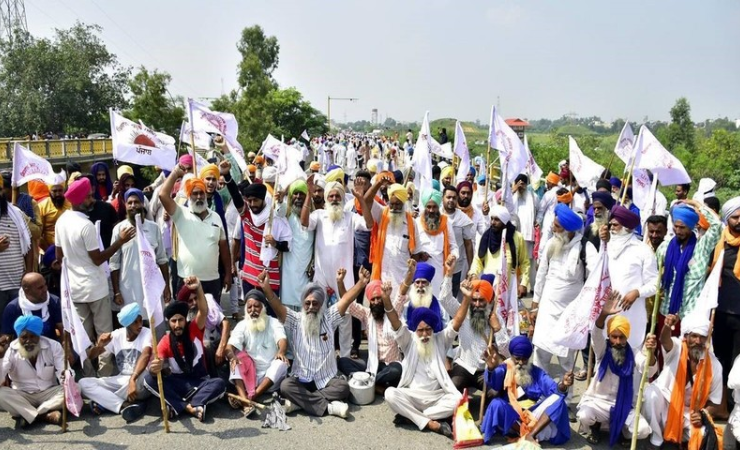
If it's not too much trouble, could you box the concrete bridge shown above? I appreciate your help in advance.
[0,138,115,170]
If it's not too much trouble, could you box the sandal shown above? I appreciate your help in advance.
[89,401,105,416]
[574,370,588,381]
[194,405,206,422]
[43,411,62,426]
[228,395,242,410]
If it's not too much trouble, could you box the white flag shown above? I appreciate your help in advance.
[180,121,212,150]
[693,250,723,315]
[301,130,310,141]
[434,142,454,160]
[614,121,636,166]
[411,111,437,194]
[136,215,165,326]
[224,137,248,172]
[551,243,611,351]
[523,135,543,181]
[188,148,210,171]
[11,142,56,187]
[259,134,306,190]
[188,99,239,145]
[60,259,92,364]
[489,106,526,182]
[454,120,470,183]
[569,136,605,189]
[631,168,653,210]
[109,110,177,170]
[635,125,691,186]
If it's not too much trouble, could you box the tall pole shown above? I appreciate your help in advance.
[150,316,170,433]
[327,96,331,133]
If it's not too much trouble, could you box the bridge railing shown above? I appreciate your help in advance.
[0,139,114,166]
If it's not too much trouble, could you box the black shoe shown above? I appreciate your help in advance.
[14,416,28,430]
[568,405,577,423]
[393,414,414,426]
[121,403,145,422]
[436,422,453,439]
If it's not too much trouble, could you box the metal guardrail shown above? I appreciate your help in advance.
[0,139,114,167]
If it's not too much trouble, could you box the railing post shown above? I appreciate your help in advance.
[45,141,50,158]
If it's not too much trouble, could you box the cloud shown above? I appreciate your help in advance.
[485,4,525,26]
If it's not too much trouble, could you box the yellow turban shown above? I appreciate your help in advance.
[117,165,134,179]
[199,164,219,180]
[309,161,320,171]
[325,167,345,183]
[440,165,455,181]
[388,183,409,203]
[607,315,631,339]
[367,160,378,173]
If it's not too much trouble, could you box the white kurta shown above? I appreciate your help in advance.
[281,214,314,308]
[531,234,585,358]
[370,202,422,296]
[514,189,539,242]
[415,217,459,296]
[307,209,367,293]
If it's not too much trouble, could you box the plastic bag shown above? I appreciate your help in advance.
[452,389,484,449]
[63,369,83,417]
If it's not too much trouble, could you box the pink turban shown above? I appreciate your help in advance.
[64,178,91,206]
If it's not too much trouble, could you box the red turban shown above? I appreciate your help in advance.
[471,280,494,303]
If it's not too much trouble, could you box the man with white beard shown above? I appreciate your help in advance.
[596,205,659,351]
[577,297,657,446]
[531,204,586,390]
[415,189,459,296]
[512,174,540,287]
[259,268,370,418]
[225,289,289,417]
[583,191,615,251]
[301,179,373,359]
[383,277,473,439]
[480,336,573,445]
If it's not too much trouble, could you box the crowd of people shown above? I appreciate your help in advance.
[1,132,740,449]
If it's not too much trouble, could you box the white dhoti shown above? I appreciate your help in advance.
[577,396,652,440]
[643,383,706,446]
[229,358,288,392]
[385,387,459,430]
[730,403,740,443]
[79,374,149,414]
[528,393,563,442]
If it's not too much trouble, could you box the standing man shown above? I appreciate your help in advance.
[645,215,669,253]
[280,180,315,311]
[54,178,134,376]
[457,181,488,239]
[440,186,474,297]
[0,178,32,312]
[38,181,70,252]
[512,174,539,286]
[416,190,458,296]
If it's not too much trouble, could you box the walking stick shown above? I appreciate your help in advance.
[477,331,495,425]
[149,315,170,433]
[585,343,595,387]
[62,332,69,433]
[630,261,664,450]
[603,152,617,179]
[227,393,266,410]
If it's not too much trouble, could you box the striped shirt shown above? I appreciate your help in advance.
[348,294,406,364]
[285,305,343,389]
[656,204,723,318]
[239,210,280,290]
[0,214,24,290]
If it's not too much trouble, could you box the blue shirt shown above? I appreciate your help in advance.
[1,295,62,340]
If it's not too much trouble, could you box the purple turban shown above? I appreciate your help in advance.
[555,203,583,232]
[509,335,534,358]
[592,191,615,210]
[610,205,640,230]
[408,307,443,333]
[480,273,495,286]
[456,181,473,193]
[414,262,436,282]
[609,177,622,189]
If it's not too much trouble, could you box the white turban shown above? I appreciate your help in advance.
[324,181,345,202]
[490,205,511,225]
[722,196,740,223]
[692,178,717,202]
[262,166,277,182]
[314,175,326,189]
[681,312,711,337]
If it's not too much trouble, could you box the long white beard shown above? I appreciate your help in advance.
[409,287,433,308]
[18,344,40,360]
[608,227,632,256]
[590,215,607,235]
[413,333,435,362]
[301,311,321,336]
[515,362,533,387]
[189,200,207,214]
[389,210,404,229]
[247,308,268,333]
[610,346,626,366]
[328,203,344,222]
[547,231,569,259]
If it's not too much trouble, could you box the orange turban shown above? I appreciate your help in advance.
[557,190,573,204]
[471,280,494,303]
[546,172,561,185]
[199,164,219,180]
[698,212,709,231]
[184,178,207,198]
[254,156,265,165]
[309,161,320,171]
[28,180,50,201]
[247,164,257,174]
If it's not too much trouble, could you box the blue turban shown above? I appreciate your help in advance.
[431,179,441,192]
[477,174,486,185]
[407,307,443,333]
[327,164,341,172]
[480,273,495,286]
[509,335,533,358]
[592,191,615,210]
[469,166,476,175]
[609,177,622,189]
[671,205,699,229]
[414,262,436,282]
[124,188,145,203]
[422,189,443,207]
[117,303,141,328]
[14,315,43,337]
[42,245,56,269]
[393,170,404,184]
[555,203,583,232]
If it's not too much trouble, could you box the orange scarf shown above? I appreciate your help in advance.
[458,204,474,219]
[370,209,416,280]
[504,360,537,438]
[421,214,450,262]
[710,227,740,280]
[354,195,385,215]
[663,342,718,449]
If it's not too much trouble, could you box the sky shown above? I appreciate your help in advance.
[23,0,740,124]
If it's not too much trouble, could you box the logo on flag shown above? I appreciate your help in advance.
[110,109,177,171]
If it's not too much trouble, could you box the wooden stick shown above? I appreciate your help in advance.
[187,100,198,175]
[603,152,617,178]
[585,343,595,387]
[477,331,495,424]
[619,154,638,206]
[227,393,266,410]
[630,261,664,450]
[11,186,18,205]
[483,141,491,202]
[150,315,170,433]
[61,332,68,433]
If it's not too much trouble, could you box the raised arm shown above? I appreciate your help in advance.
[301,175,314,227]
[337,267,370,316]
[661,313,678,354]
[257,269,287,323]
[399,258,416,296]
[352,185,374,229]
[381,281,401,331]
[452,278,473,333]
[182,276,207,331]
[336,268,348,298]
[159,163,188,216]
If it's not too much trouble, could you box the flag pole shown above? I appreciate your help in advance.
[620,155,637,206]
[630,261,664,450]
[603,152,617,178]
[61,331,69,433]
[477,331,495,425]
[187,100,198,175]
[484,141,491,202]
[149,316,170,433]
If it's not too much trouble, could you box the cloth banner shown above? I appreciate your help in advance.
[136,215,165,326]
[614,122,636,166]
[109,110,176,170]
[187,99,239,145]
[454,120,470,183]
[489,106,526,181]
[496,229,520,336]
[11,142,60,186]
[635,125,691,186]
[569,136,604,189]
[301,130,310,141]
[523,135,543,181]
[180,120,212,150]
[60,258,93,365]
[260,134,306,190]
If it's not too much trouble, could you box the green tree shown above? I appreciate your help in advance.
[666,97,696,151]
[0,23,130,136]
[126,66,184,136]
[269,87,327,140]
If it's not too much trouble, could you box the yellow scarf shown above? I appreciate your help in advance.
[710,227,740,280]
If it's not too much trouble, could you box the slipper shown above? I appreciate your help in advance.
[121,403,145,422]
[574,370,587,381]
[350,349,360,360]
[393,414,414,426]
[89,401,105,416]
[435,422,453,439]
[228,395,242,410]
[195,405,206,422]
[166,405,176,420]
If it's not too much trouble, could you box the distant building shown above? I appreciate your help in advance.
[505,118,530,140]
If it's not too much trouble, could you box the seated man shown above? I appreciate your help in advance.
[481,335,572,445]
[146,276,227,421]
[643,313,723,449]
[225,289,289,417]
[258,268,369,419]
[79,303,152,422]
[1,273,62,342]
[405,261,443,320]
[177,284,231,377]
[577,295,657,446]
[336,260,416,394]
[0,316,64,428]
[383,278,473,439]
